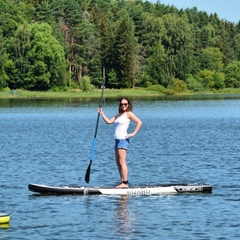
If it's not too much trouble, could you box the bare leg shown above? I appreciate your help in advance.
[115,148,128,188]
[115,149,122,181]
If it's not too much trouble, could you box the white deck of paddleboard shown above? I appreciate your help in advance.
[28,183,212,195]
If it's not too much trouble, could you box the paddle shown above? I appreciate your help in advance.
[85,66,106,183]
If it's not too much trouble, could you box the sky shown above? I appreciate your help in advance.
[151,0,240,23]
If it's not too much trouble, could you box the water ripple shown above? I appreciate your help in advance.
[1,98,240,239]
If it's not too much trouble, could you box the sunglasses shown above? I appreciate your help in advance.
[120,103,128,106]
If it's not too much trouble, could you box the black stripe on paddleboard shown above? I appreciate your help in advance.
[28,184,84,195]
[28,183,212,195]
[173,185,212,193]
[28,184,104,195]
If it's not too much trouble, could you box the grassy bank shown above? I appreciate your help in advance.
[0,88,161,99]
[1,87,240,99]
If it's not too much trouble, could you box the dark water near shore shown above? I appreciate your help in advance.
[0,95,240,239]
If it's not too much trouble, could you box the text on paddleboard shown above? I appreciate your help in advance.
[127,189,151,195]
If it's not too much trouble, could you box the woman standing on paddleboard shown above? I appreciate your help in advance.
[98,97,142,188]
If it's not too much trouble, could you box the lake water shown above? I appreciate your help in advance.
[0,95,240,239]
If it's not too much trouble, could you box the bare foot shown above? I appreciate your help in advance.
[115,182,128,188]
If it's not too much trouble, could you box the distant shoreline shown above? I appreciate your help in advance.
[1,88,240,99]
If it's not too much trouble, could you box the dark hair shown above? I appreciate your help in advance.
[118,97,132,113]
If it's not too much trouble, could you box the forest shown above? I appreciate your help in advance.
[1,0,240,92]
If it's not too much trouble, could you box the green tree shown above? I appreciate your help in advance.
[162,13,195,82]
[145,42,167,86]
[197,69,215,89]
[8,22,66,90]
[233,34,240,60]
[7,23,32,88]
[28,23,66,90]
[214,72,225,89]
[199,23,220,48]
[107,68,118,87]
[59,0,101,86]
[80,75,91,91]
[1,0,240,90]
[0,32,8,89]
[219,21,235,64]
[171,78,187,92]
[225,61,240,88]
[141,14,165,56]
[111,10,136,88]
[0,0,24,38]
[200,47,224,72]
[91,5,111,86]
[186,74,203,91]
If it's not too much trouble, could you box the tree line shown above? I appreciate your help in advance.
[1,0,240,92]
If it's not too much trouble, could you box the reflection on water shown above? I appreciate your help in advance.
[0,97,101,108]
[114,196,134,239]
[1,93,240,108]
[0,224,10,229]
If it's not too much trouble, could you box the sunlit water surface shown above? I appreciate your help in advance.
[0,96,240,239]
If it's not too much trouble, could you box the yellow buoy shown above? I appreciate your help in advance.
[0,213,10,224]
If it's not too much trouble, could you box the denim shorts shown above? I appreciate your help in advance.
[115,139,130,150]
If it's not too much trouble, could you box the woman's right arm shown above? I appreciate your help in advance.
[98,108,116,124]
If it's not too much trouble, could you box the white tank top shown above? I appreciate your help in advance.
[114,113,130,139]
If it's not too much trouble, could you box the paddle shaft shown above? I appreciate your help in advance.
[85,67,106,183]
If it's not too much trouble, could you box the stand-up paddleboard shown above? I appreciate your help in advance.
[0,213,10,224]
[28,183,212,195]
